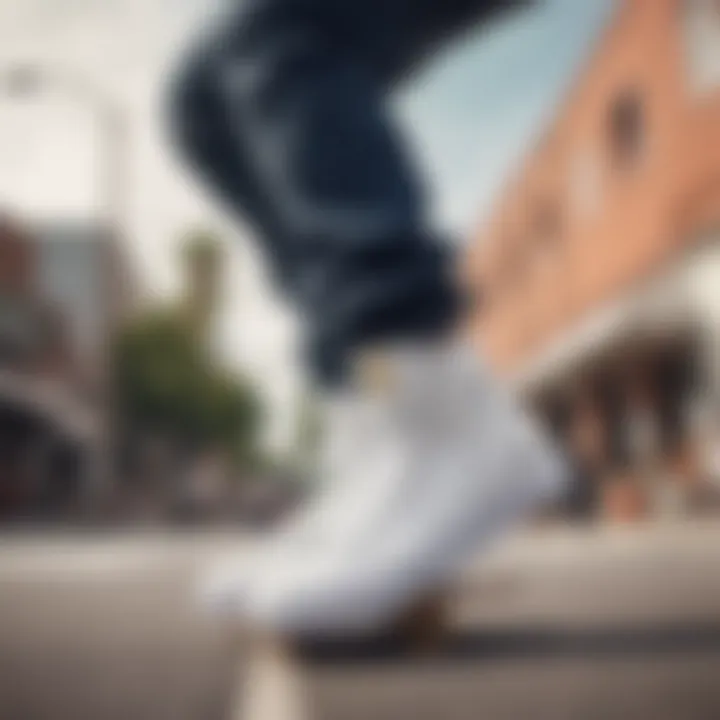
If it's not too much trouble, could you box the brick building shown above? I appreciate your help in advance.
[0,215,129,520]
[471,0,720,519]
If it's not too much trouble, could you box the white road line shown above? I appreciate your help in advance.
[236,641,309,720]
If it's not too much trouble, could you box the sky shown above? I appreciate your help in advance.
[0,0,615,450]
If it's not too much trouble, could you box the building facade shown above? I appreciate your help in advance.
[471,0,720,519]
[0,215,129,521]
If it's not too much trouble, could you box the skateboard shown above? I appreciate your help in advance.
[240,589,452,662]
[231,593,452,719]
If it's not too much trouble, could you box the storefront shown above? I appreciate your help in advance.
[0,216,114,521]
[523,243,720,520]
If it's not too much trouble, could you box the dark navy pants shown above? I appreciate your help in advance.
[169,0,533,385]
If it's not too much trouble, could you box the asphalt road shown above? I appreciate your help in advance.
[2,523,720,720]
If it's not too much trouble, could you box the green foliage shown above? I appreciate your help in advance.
[182,227,222,266]
[180,227,223,339]
[113,307,262,466]
[295,391,323,473]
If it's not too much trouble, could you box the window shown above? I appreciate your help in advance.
[608,91,644,169]
[681,0,720,95]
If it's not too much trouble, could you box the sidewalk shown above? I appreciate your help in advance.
[2,519,720,720]
[1,518,718,577]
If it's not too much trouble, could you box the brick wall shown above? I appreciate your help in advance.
[471,0,720,375]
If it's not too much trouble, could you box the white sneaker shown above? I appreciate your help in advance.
[199,376,409,613]
[241,339,568,636]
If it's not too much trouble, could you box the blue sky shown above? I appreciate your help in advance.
[399,0,616,234]
[0,0,615,446]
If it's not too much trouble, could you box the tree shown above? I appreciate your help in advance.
[113,226,266,485]
[180,228,223,342]
[113,308,262,471]
[294,390,324,481]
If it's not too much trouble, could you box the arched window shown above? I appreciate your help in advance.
[608,91,645,169]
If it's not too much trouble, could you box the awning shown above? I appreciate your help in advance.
[0,371,99,442]
[513,248,715,395]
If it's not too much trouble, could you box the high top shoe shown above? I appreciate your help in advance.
[234,338,567,636]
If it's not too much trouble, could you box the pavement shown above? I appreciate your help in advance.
[2,521,720,720]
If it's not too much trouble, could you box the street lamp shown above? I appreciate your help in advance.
[0,62,130,500]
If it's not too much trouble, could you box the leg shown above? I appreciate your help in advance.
[167,30,294,291]
[174,0,466,385]
[182,0,561,651]
[169,0,532,383]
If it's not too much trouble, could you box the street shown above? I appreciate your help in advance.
[1,523,720,720]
